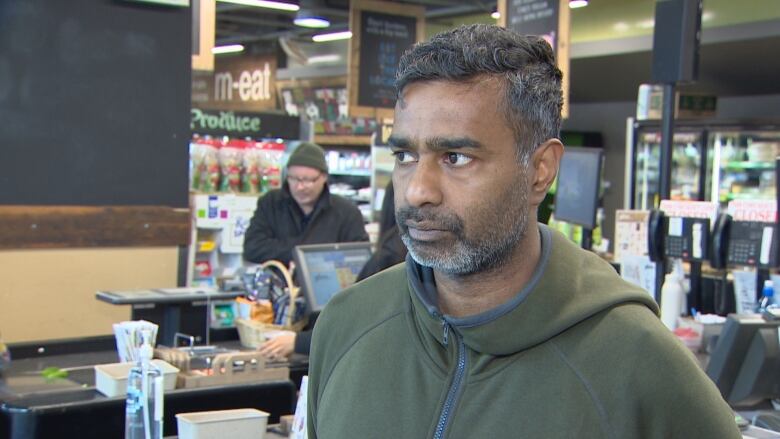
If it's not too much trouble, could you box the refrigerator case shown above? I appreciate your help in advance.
[626,119,780,210]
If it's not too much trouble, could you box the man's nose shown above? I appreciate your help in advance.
[403,159,443,208]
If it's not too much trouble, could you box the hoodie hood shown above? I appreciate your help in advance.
[407,224,659,356]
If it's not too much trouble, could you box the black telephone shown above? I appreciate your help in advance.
[709,213,732,269]
[728,221,779,268]
[647,209,666,263]
[710,213,780,269]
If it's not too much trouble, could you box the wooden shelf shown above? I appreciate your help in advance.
[314,134,372,147]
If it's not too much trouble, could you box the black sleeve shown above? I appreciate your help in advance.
[357,229,406,281]
[243,195,298,265]
[294,330,313,355]
[339,202,369,243]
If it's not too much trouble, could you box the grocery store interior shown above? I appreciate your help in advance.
[1,0,780,437]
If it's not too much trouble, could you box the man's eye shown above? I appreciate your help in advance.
[444,153,472,166]
[393,151,416,164]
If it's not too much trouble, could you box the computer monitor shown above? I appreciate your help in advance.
[293,242,372,313]
[706,314,780,407]
[553,146,603,230]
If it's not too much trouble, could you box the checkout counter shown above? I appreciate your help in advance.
[0,335,307,439]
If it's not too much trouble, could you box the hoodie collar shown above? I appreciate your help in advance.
[406,224,658,355]
[407,225,551,325]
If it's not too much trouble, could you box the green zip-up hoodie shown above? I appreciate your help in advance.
[307,226,741,438]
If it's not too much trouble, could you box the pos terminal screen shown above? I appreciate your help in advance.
[293,242,372,312]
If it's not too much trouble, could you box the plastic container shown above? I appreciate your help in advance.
[660,263,686,330]
[176,408,269,439]
[94,360,178,397]
[125,331,164,439]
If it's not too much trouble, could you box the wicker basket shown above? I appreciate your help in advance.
[236,260,307,349]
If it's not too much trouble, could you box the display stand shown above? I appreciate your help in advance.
[95,288,243,346]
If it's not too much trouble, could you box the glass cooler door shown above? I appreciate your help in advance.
[709,128,779,205]
[633,127,706,210]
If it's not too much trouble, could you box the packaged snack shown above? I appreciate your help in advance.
[242,145,262,194]
[200,139,221,193]
[219,139,245,193]
[258,141,286,192]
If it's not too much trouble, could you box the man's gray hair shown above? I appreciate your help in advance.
[395,24,563,164]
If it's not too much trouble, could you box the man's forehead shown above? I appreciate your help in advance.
[397,76,503,103]
[393,79,510,143]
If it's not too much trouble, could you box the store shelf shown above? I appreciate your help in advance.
[315,134,372,146]
[723,162,776,171]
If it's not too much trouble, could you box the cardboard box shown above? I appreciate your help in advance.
[94,360,179,397]
[176,408,269,439]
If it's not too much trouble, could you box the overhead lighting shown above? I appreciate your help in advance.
[569,0,588,8]
[212,44,245,54]
[295,0,330,28]
[312,31,352,42]
[294,15,330,28]
[216,0,299,11]
[308,54,341,64]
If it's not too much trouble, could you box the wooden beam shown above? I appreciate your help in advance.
[0,205,191,249]
[192,0,215,71]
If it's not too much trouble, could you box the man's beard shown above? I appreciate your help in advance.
[396,179,529,276]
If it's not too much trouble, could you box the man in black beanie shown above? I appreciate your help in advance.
[243,141,368,266]
[244,142,369,358]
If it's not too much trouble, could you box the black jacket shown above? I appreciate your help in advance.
[243,184,368,266]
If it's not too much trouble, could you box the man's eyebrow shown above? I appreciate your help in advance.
[427,136,482,151]
[388,135,412,148]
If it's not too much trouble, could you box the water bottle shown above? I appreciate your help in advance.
[125,330,163,439]
[756,280,777,314]
[660,270,686,330]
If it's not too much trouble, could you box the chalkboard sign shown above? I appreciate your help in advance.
[0,0,191,207]
[499,0,570,117]
[357,11,417,108]
[348,0,424,119]
[503,0,561,54]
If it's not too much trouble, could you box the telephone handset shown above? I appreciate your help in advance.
[647,209,666,263]
[709,213,732,269]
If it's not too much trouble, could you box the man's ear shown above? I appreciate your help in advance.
[528,139,563,206]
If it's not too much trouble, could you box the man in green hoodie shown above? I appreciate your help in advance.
[307,24,741,439]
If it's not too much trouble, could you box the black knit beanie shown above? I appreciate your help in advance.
[286,142,328,173]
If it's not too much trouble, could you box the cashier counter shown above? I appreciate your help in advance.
[0,336,307,439]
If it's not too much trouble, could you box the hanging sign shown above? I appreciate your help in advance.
[348,0,425,119]
[191,55,277,112]
[498,0,570,118]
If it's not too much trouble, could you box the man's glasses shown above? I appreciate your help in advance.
[287,174,322,187]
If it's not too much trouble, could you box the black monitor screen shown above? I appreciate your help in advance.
[554,146,603,230]
[293,242,372,313]
[706,314,780,407]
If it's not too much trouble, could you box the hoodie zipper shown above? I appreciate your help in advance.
[433,318,466,439]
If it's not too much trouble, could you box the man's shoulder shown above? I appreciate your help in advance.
[327,193,362,212]
[259,188,286,204]
[329,263,407,313]
[313,263,408,340]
